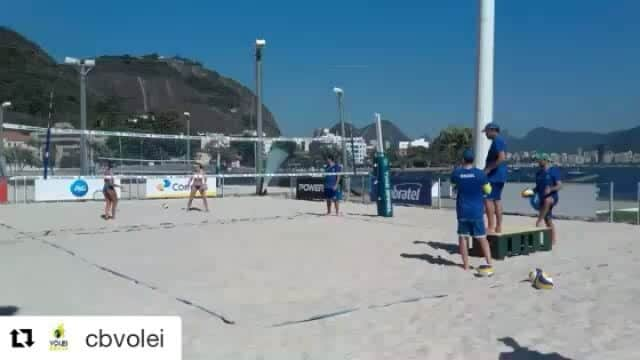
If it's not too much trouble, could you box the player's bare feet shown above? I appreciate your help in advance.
[535,220,544,228]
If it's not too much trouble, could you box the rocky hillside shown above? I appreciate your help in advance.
[0,27,280,135]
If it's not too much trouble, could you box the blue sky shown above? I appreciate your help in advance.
[3,0,639,137]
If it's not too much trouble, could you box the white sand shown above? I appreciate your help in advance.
[1,197,639,359]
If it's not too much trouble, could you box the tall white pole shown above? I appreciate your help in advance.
[473,0,495,169]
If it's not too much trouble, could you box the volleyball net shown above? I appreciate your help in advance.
[1,123,371,199]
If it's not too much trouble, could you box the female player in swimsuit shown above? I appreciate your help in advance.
[186,163,209,212]
[102,163,120,219]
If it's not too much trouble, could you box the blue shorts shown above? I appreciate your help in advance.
[324,187,342,201]
[486,182,504,201]
[457,218,486,238]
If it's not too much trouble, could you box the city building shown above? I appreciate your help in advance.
[398,138,429,157]
[345,137,368,165]
[603,151,614,164]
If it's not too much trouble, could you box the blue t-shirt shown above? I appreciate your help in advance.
[535,166,561,201]
[485,136,508,183]
[324,163,342,189]
[451,167,489,220]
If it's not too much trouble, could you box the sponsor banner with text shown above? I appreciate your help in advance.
[0,316,181,360]
[145,177,216,199]
[35,178,121,202]
[370,173,432,206]
[295,176,326,201]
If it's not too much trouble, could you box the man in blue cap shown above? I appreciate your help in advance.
[450,149,493,271]
[483,122,508,234]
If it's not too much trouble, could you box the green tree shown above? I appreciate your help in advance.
[428,126,473,166]
[5,147,40,171]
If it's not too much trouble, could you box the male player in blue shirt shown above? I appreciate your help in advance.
[324,155,343,216]
[483,122,508,234]
[534,153,562,245]
[451,149,494,271]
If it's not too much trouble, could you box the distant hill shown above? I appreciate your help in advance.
[0,27,280,135]
[330,120,410,148]
[505,126,640,153]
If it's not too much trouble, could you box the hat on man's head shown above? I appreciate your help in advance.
[482,123,500,132]
[462,148,475,162]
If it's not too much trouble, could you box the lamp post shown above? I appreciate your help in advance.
[473,0,495,168]
[184,111,191,169]
[333,87,350,198]
[255,39,266,195]
[0,101,12,176]
[65,56,95,176]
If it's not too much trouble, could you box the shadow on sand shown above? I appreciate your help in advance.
[498,337,573,360]
[400,253,463,269]
[0,306,19,316]
[415,240,459,255]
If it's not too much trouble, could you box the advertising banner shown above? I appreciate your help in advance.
[34,178,121,202]
[370,173,432,206]
[295,177,326,201]
[145,177,217,199]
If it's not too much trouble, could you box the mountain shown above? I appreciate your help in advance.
[505,126,640,153]
[0,27,280,135]
[330,120,410,148]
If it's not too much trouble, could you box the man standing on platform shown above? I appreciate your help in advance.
[324,155,343,216]
[483,122,508,234]
[451,149,493,271]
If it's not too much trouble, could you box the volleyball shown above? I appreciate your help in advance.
[475,264,495,277]
[534,272,554,290]
[162,203,169,209]
[528,268,542,282]
[529,193,541,211]
[521,188,535,198]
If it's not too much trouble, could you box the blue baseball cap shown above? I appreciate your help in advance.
[482,123,500,132]
[462,149,475,162]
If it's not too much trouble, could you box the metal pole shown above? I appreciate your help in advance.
[473,0,495,169]
[255,44,264,195]
[609,181,614,223]
[637,181,639,226]
[337,92,350,200]
[80,67,88,176]
[186,115,191,169]
[118,137,123,172]
[437,178,442,209]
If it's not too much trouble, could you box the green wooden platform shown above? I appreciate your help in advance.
[470,227,552,260]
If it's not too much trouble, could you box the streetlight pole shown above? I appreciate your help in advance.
[334,87,350,198]
[65,57,95,176]
[255,39,266,195]
[0,101,12,176]
[184,112,191,169]
[473,0,495,169]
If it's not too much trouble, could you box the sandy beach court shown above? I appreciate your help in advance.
[1,197,639,359]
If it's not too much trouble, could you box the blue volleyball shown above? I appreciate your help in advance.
[530,193,541,211]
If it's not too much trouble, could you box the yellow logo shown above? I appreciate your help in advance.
[49,323,69,351]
